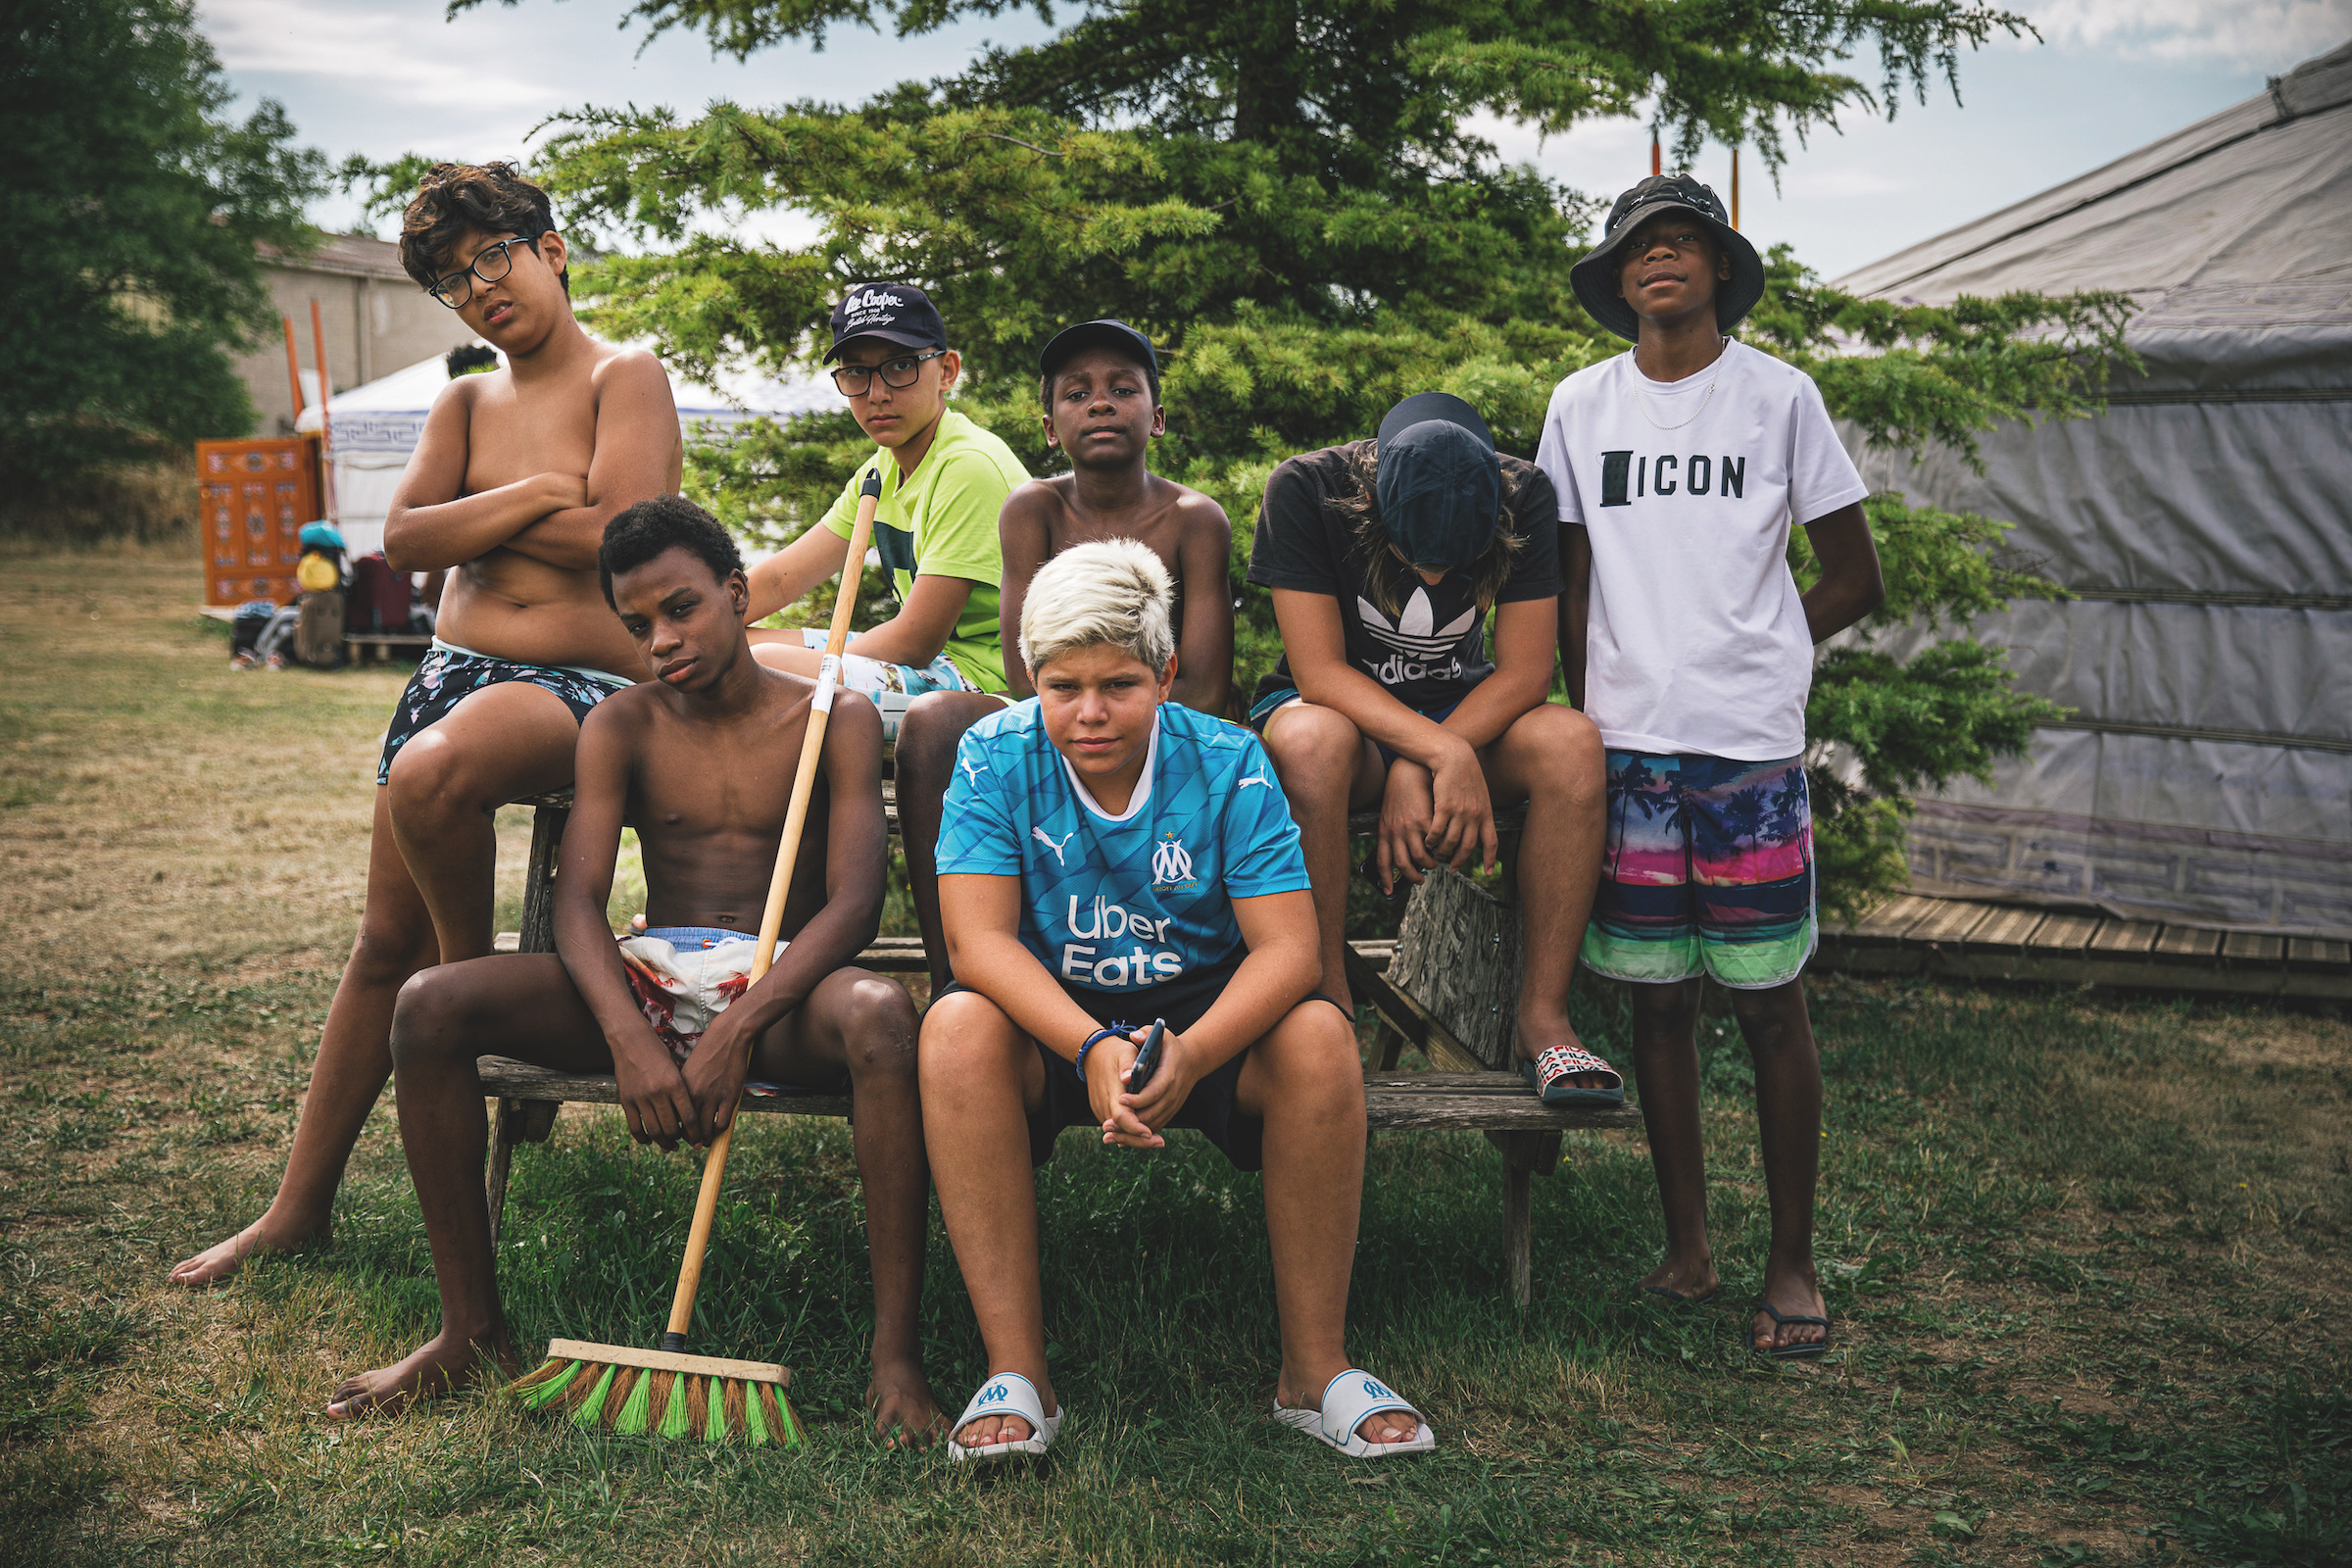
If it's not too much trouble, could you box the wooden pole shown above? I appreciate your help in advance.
[308,300,339,523]
[1732,147,1741,229]
[1650,132,1661,177]
[281,317,306,420]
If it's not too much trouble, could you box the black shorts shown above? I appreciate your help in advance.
[938,959,1344,1172]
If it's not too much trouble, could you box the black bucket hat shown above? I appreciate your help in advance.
[1569,174,1765,343]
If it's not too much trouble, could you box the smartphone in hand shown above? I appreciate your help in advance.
[1124,1018,1167,1093]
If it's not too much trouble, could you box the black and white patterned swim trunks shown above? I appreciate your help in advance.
[377,638,632,785]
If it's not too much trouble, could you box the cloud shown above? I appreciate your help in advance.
[201,0,546,110]
[2019,0,2352,69]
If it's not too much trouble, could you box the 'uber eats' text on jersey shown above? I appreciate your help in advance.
[935,702,1312,992]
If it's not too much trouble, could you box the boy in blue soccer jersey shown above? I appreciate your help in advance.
[920,540,1436,1465]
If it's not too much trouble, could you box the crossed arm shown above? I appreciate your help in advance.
[939,874,1318,1147]
[382,351,680,574]
[553,694,890,1148]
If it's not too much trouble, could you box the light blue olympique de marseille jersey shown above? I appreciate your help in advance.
[935,701,1311,993]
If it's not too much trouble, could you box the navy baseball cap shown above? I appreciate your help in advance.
[1373,392,1499,572]
[1040,318,1159,385]
[1570,174,1765,343]
[826,282,947,363]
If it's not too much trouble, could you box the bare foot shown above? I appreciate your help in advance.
[1637,1255,1719,1303]
[1752,1269,1828,1355]
[1276,1379,1424,1446]
[169,1214,324,1289]
[867,1358,947,1449]
[325,1330,518,1419]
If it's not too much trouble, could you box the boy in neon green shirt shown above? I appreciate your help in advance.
[746,284,1024,730]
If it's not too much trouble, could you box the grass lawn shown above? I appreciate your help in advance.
[3,542,2347,1567]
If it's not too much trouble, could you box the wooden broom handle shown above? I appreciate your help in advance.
[663,470,881,1344]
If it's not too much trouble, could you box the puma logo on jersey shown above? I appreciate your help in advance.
[1032,827,1077,865]
[960,756,989,784]
[1238,773,1269,789]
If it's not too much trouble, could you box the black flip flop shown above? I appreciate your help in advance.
[1751,1299,1831,1360]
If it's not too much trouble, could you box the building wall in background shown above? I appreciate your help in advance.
[230,235,475,437]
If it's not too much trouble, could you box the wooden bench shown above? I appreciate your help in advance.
[481,794,1631,1306]
[346,630,431,664]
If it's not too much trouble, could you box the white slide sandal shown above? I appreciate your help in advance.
[1272,1369,1437,1459]
[946,1372,1064,1463]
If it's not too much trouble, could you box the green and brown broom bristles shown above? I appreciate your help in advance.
[513,1341,803,1446]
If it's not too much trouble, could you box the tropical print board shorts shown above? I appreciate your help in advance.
[1581,751,1816,990]
[377,638,630,785]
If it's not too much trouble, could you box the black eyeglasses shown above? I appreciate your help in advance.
[830,349,946,397]
[428,233,547,310]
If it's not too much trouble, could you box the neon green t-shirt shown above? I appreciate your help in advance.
[819,408,1023,694]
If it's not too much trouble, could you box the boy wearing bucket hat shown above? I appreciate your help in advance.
[1540,174,1887,1360]
[742,283,1022,733]
[894,318,1237,993]
[1248,394,1622,1104]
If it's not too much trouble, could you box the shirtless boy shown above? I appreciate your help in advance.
[896,318,1235,991]
[327,498,943,1444]
[173,162,683,1287]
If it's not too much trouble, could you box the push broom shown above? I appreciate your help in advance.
[512,469,885,1445]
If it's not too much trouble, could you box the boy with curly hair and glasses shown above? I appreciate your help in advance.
[172,161,684,1288]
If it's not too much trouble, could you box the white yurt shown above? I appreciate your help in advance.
[299,349,835,558]
[1834,38,2352,940]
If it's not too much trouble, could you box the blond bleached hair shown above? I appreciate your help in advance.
[1019,538,1176,676]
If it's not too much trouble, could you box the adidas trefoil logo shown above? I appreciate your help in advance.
[1356,587,1477,659]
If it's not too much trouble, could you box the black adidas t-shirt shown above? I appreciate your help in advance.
[1247,442,1563,712]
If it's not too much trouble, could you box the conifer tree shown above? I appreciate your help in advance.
[447,0,2133,913]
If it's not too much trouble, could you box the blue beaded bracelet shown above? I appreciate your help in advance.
[1074,1024,1132,1075]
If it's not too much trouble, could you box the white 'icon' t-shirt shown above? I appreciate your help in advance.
[1537,340,1870,760]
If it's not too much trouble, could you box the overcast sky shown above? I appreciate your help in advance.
[209,0,2351,283]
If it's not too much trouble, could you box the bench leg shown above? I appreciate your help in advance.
[1486,1130,1563,1309]
[484,1098,561,1249]
[517,805,570,956]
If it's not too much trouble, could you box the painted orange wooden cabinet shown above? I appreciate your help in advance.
[197,436,324,607]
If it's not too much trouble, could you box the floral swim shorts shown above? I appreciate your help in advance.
[1581,751,1816,990]
[615,925,773,1064]
[376,638,631,785]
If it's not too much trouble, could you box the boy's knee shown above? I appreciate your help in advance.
[917,992,1022,1087]
[346,918,432,993]
[384,732,495,821]
[1512,704,1603,781]
[1260,1004,1362,1096]
[388,971,466,1071]
[1261,706,1361,791]
[1631,978,1704,1030]
[837,975,919,1079]
[1727,982,1809,1049]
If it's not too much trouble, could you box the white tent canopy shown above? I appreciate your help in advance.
[1836,39,2352,938]
[299,348,834,558]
